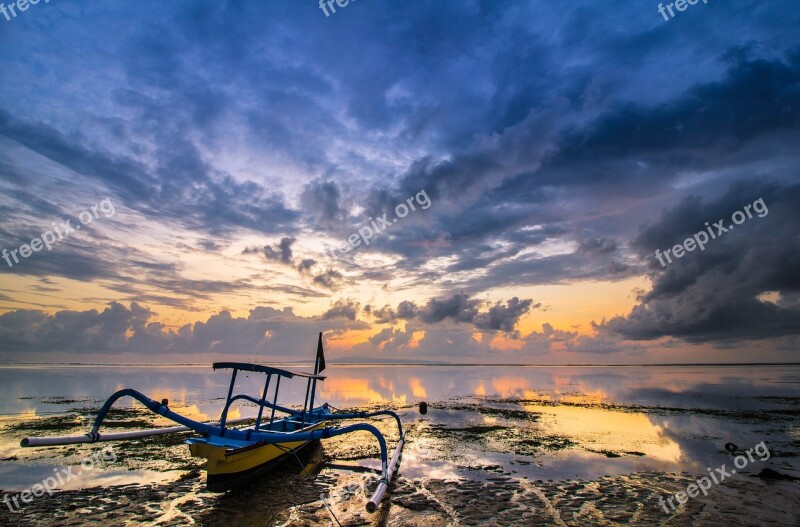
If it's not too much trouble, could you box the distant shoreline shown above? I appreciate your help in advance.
[0,362,798,368]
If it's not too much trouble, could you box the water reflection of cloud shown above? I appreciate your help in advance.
[322,378,385,403]
[490,377,530,398]
[0,438,28,461]
[57,468,178,491]
[168,404,214,424]
[320,378,408,405]
[2,408,38,420]
[409,378,427,398]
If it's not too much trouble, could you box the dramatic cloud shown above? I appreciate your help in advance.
[1,1,798,361]
[474,298,540,333]
[301,179,346,230]
[244,237,295,264]
[0,302,364,358]
[598,180,800,343]
[322,299,360,321]
[313,269,344,290]
[368,293,537,334]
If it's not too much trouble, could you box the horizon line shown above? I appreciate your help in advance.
[1,361,799,367]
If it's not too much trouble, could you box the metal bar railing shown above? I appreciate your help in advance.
[219,368,238,428]
[269,375,281,427]
[254,374,271,431]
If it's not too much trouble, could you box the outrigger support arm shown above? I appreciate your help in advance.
[300,422,402,512]
[89,389,221,437]
[316,408,405,512]
[317,409,404,439]
[368,433,405,512]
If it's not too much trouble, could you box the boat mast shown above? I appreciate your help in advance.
[308,331,324,415]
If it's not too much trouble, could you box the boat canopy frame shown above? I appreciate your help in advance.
[211,361,330,431]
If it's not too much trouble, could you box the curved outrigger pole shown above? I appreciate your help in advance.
[20,333,406,513]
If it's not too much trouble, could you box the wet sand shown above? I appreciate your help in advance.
[2,397,799,526]
[2,465,798,526]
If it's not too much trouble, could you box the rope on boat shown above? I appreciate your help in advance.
[319,493,343,527]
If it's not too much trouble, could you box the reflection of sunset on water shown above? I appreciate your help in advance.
[169,404,215,424]
[490,377,532,398]
[559,389,608,406]
[2,364,798,491]
[321,378,384,403]
[409,378,427,398]
[524,403,682,464]
[319,377,407,404]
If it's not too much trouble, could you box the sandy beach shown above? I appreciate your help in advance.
[3,467,799,526]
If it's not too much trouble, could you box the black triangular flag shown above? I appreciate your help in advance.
[315,332,326,374]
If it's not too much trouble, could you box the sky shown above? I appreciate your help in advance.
[0,0,798,364]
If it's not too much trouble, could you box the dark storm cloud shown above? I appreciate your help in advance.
[598,180,800,343]
[312,269,344,290]
[297,258,316,274]
[301,179,346,229]
[0,302,153,354]
[244,237,295,264]
[242,238,344,291]
[579,238,619,255]
[371,305,399,324]
[397,301,419,320]
[0,302,365,356]
[474,297,539,332]
[418,293,480,324]
[322,299,360,321]
[368,327,396,346]
[369,293,537,334]
[0,110,300,237]
[529,49,792,192]
[341,50,800,299]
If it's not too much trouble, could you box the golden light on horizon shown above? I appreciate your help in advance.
[489,333,524,351]
[515,276,651,336]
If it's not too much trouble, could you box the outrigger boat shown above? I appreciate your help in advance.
[21,333,405,512]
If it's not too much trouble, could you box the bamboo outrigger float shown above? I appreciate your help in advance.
[21,333,405,513]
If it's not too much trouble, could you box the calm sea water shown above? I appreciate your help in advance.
[1,364,799,490]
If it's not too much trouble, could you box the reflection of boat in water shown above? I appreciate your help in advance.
[21,333,405,512]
